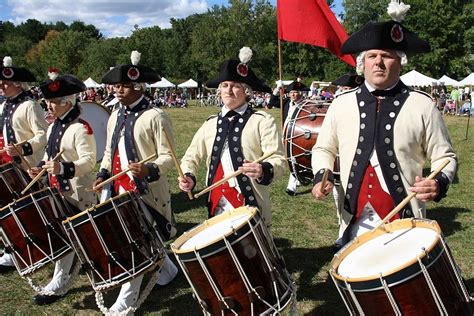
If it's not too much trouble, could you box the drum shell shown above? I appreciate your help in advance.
[0,162,39,207]
[284,100,340,185]
[0,188,71,274]
[331,219,471,315]
[173,210,293,315]
[64,192,164,290]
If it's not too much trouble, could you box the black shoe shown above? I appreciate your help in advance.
[0,264,15,274]
[33,294,63,305]
[285,189,297,196]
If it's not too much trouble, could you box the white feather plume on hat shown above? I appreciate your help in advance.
[48,67,59,81]
[130,51,141,65]
[387,0,410,22]
[3,56,12,67]
[239,47,253,64]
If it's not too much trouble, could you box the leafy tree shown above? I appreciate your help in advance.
[77,37,127,81]
[69,21,103,39]
[16,19,47,44]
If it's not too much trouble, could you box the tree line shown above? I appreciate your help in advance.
[0,0,472,87]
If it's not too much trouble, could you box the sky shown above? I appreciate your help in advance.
[0,0,343,38]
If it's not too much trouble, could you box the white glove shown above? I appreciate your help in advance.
[274,80,283,95]
[276,80,283,89]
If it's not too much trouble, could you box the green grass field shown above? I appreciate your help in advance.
[0,105,472,315]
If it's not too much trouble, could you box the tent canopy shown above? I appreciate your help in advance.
[437,75,460,86]
[84,77,99,88]
[459,73,474,86]
[178,79,198,88]
[400,70,436,87]
[149,77,175,88]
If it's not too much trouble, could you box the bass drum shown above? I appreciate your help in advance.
[79,101,110,162]
[283,99,339,185]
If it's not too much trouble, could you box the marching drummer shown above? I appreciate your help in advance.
[269,77,310,196]
[26,69,97,305]
[178,46,286,227]
[0,56,48,273]
[311,1,457,245]
[93,51,178,314]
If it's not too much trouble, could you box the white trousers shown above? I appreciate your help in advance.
[0,253,14,266]
[286,173,300,192]
[43,252,75,295]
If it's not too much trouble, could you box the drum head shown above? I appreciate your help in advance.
[332,219,441,281]
[79,102,110,162]
[172,206,257,253]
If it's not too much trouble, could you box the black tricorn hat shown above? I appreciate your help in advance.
[286,79,310,92]
[101,51,160,84]
[39,69,86,99]
[332,73,364,88]
[206,47,271,93]
[341,20,430,56]
[0,56,36,82]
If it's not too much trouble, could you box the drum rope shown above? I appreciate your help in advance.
[379,274,401,315]
[417,257,448,315]
[248,219,292,313]
[329,271,353,315]
[194,248,238,315]
[223,233,280,313]
[344,279,365,315]
[439,237,472,302]
[173,253,209,314]
[96,263,161,316]
[25,258,81,296]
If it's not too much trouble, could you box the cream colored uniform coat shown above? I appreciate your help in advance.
[312,85,457,235]
[99,106,175,225]
[1,99,48,169]
[44,118,97,211]
[180,110,286,225]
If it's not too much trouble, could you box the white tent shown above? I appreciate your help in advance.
[84,77,99,88]
[400,70,437,87]
[437,75,460,86]
[149,77,175,88]
[459,73,474,86]
[178,79,198,88]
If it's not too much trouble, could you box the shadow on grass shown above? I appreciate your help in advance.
[427,206,469,237]
[273,238,347,315]
[171,191,207,214]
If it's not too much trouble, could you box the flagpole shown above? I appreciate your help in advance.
[277,38,284,129]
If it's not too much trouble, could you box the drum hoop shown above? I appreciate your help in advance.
[0,187,55,212]
[63,190,135,224]
[171,206,258,254]
[330,218,442,283]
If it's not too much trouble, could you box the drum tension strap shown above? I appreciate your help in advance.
[25,233,38,245]
[249,286,266,303]
[107,251,123,266]
[219,297,238,311]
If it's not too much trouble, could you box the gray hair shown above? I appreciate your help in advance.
[133,82,146,91]
[55,94,77,107]
[356,50,408,75]
[12,81,31,91]
[216,82,254,102]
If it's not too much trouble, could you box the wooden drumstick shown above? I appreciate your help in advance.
[21,149,65,195]
[162,126,193,200]
[0,140,27,154]
[320,169,330,194]
[371,159,451,232]
[10,141,32,170]
[194,150,276,199]
[91,153,157,191]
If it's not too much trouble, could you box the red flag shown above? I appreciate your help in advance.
[277,0,356,66]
